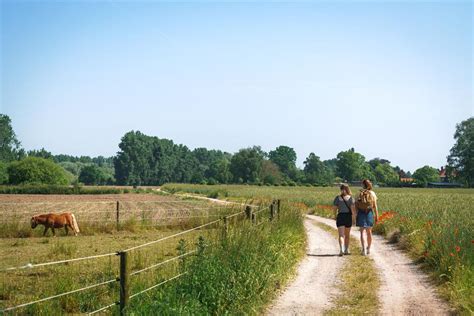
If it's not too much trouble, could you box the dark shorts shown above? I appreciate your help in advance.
[356,210,374,227]
[336,213,352,228]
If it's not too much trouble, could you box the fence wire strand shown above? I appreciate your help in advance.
[87,301,118,315]
[1,278,118,312]
[131,250,196,277]
[1,252,118,272]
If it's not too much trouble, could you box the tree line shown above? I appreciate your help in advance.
[0,114,472,187]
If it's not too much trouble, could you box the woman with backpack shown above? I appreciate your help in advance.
[333,184,356,256]
[355,179,379,256]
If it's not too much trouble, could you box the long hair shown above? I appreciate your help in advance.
[340,184,352,196]
[362,179,373,190]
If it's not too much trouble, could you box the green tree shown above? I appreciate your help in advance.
[0,161,8,184]
[374,163,399,186]
[7,157,69,185]
[268,146,298,180]
[448,117,474,187]
[412,165,439,187]
[229,146,265,183]
[79,165,112,185]
[336,148,373,181]
[0,114,23,161]
[303,153,334,185]
[27,148,53,160]
[260,160,283,184]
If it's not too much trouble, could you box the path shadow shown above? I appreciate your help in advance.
[306,253,340,257]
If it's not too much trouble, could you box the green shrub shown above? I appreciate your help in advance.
[7,157,69,185]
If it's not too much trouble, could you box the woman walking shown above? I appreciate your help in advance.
[333,184,356,256]
[356,179,379,256]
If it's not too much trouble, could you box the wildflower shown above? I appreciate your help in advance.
[449,253,454,257]
[423,251,429,257]
[455,246,461,252]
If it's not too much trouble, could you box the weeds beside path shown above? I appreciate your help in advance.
[308,215,452,315]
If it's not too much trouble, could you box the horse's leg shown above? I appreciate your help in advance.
[65,226,69,236]
[43,226,49,236]
[52,227,56,237]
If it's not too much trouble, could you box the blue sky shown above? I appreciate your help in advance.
[1,1,472,172]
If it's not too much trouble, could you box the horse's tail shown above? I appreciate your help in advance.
[71,213,80,234]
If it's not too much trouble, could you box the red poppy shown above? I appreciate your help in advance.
[449,253,455,257]
[455,246,461,252]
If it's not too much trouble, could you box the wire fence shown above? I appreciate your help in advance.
[0,199,281,315]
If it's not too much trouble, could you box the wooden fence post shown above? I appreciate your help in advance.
[119,251,129,315]
[116,201,120,231]
[270,203,275,221]
[245,206,252,220]
[277,199,281,220]
[223,216,228,237]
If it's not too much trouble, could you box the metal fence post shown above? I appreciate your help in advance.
[119,251,129,315]
[116,201,120,231]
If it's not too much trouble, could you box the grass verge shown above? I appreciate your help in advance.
[313,221,380,315]
[129,203,306,314]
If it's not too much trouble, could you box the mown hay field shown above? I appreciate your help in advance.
[0,193,245,314]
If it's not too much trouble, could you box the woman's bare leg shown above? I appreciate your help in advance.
[337,226,345,255]
[360,228,366,255]
[344,227,351,252]
[367,228,373,253]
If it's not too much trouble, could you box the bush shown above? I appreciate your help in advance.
[7,157,69,185]
[79,165,113,185]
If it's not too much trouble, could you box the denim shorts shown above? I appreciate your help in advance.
[356,210,374,227]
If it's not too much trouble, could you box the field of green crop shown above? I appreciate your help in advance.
[163,184,474,313]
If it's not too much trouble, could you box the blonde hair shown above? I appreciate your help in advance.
[362,179,373,190]
[340,184,352,196]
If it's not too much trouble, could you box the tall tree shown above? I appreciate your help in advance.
[447,117,474,187]
[412,165,439,187]
[336,148,373,181]
[260,160,283,184]
[303,153,333,185]
[0,114,23,161]
[373,163,399,186]
[268,146,297,180]
[229,146,265,183]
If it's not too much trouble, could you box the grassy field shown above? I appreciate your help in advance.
[0,192,305,315]
[163,184,474,313]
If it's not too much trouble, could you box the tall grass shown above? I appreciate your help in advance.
[129,203,305,314]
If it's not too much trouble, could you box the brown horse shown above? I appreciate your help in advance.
[31,213,80,237]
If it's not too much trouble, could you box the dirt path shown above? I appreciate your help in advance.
[267,218,343,315]
[307,214,451,315]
